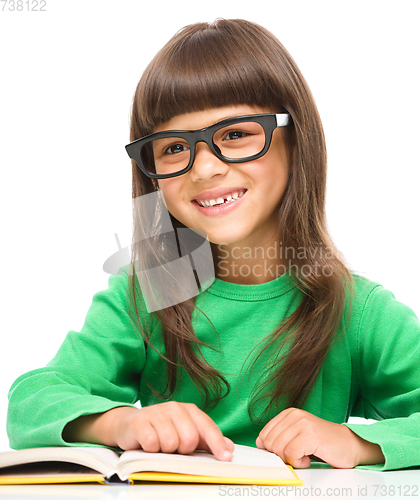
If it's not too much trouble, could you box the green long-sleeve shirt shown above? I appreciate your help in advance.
[7,266,420,471]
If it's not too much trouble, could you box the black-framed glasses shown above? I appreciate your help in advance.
[125,113,292,179]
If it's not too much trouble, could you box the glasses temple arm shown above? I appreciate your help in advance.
[276,113,291,127]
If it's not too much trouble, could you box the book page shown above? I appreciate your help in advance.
[118,444,294,480]
[0,447,120,477]
[119,444,289,469]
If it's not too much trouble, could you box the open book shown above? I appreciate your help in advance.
[0,444,302,486]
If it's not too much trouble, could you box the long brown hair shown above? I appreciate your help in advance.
[127,19,354,423]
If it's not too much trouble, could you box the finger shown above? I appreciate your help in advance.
[286,454,312,469]
[136,422,161,453]
[186,405,233,461]
[261,409,303,453]
[224,437,235,454]
[262,410,318,463]
[308,454,325,463]
[149,415,180,454]
[168,406,200,455]
[263,421,300,460]
[256,436,266,449]
[282,433,316,469]
[262,408,315,448]
[259,407,299,440]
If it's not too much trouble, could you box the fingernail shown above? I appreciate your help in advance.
[222,450,232,460]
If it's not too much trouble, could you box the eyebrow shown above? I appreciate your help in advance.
[153,113,260,133]
[157,114,253,134]
[208,114,252,127]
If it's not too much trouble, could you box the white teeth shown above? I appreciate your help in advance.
[196,189,246,207]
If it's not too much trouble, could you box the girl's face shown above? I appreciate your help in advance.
[156,105,290,249]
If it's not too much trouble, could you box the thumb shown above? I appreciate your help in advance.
[286,455,311,468]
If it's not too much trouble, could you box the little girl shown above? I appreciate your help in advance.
[7,19,420,471]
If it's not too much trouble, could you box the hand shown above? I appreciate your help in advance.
[112,403,234,461]
[256,408,384,468]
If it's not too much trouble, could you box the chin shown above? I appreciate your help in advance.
[205,233,244,246]
[175,217,246,246]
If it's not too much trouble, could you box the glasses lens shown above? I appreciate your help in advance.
[213,121,266,160]
[140,137,190,176]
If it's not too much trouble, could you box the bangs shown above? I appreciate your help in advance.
[135,20,288,134]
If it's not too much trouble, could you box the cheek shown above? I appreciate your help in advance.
[158,180,178,204]
[258,167,288,212]
[160,190,177,214]
[259,158,288,191]
[159,183,188,220]
[267,152,289,191]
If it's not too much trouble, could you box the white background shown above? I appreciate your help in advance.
[0,1,419,452]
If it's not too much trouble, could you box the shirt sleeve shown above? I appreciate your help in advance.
[343,284,420,470]
[7,268,147,450]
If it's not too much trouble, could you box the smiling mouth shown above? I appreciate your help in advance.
[194,189,247,207]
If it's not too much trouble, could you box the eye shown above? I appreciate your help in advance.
[165,143,189,155]
[223,130,249,141]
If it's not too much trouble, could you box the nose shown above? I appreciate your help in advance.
[188,141,229,182]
